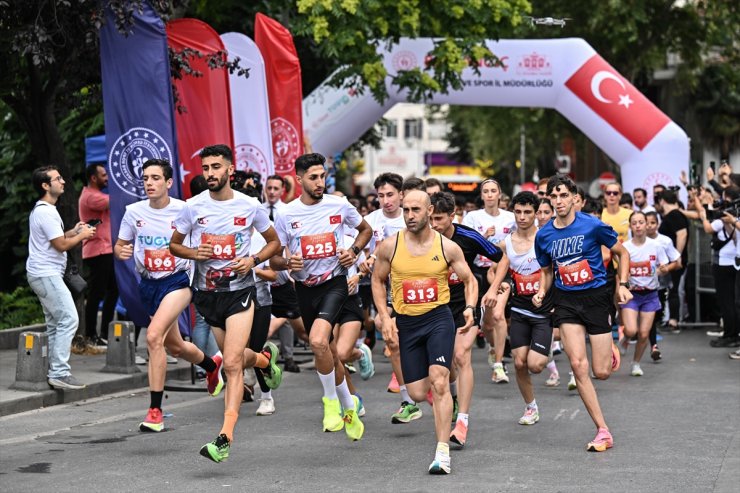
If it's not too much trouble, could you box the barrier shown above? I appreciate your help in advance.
[11,331,50,391]
[102,321,141,374]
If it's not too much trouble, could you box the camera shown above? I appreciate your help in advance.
[231,170,263,200]
[706,198,740,220]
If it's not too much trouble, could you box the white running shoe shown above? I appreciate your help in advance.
[492,363,509,383]
[545,373,560,387]
[428,451,451,475]
[630,363,644,377]
[518,407,540,425]
[256,398,276,415]
[567,372,577,391]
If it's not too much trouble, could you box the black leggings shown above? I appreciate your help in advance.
[83,254,119,339]
[714,265,738,340]
[250,304,271,393]
[667,266,685,323]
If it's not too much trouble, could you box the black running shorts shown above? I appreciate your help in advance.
[509,310,553,356]
[337,293,364,326]
[396,305,455,384]
[294,275,348,334]
[193,286,256,330]
[270,282,301,319]
[551,285,612,335]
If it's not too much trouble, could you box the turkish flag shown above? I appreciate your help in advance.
[329,215,342,224]
[565,55,670,150]
[234,217,246,226]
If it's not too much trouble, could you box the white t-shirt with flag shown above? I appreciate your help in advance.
[274,194,362,286]
[364,208,405,253]
[624,237,669,291]
[118,199,191,280]
[462,208,516,268]
[174,190,271,292]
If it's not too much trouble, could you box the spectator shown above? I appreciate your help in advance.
[619,192,633,210]
[79,163,117,346]
[263,174,286,221]
[27,166,95,389]
[707,160,740,196]
[424,177,443,195]
[601,183,632,243]
[633,188,656,214]
[657,189,690,332]
[653,184,666,215]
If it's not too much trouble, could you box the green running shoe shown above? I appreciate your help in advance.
[322,396,344,432]
[391,401,422,424]
[199,433,230,463]
[261,342,283,390]
[343,395,365,441]
[451,396,459,423]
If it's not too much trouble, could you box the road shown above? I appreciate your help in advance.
[1,329,738,492]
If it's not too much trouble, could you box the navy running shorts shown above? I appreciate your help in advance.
[396,305,455,384]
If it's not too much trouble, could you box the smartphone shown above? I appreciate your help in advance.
[709,161,716,172]
[86,219,102,227]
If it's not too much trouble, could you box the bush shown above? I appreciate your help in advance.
[0,287,45,330]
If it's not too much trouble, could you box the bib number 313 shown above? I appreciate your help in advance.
[402,278,438,304]
[202,233,236,260]
[300,233,336,260]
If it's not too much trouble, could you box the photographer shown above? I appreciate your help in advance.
[706,160,740,197]
[697,187,740,348]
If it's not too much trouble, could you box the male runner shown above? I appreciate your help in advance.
[487,192,553,425]
[372,190,477,474]
[114,159,224,432]
[429,191,502,447]
[533,175,631,452]
[271,153,372,441]
[170,145,283,462]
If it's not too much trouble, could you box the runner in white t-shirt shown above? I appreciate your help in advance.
[462,178,516,382]
[272,153,371,441]
[619,211,677,376]
[115,159,225,434]
[169,145,282,463]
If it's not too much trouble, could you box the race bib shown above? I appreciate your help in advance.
[300,233,336,260]
[512,271,540,295]
[202,233,236,260]
[402,278,438,304]
[448,268,462,285]
[144,248,175,272]
[629,260,652,277]
[558,259,594,287]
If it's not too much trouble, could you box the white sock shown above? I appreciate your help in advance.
[335,378,355,412]
[436,442,450,456]
[493,361,503,369]
[261,390,272,400]
[317,370,337,399]
[527,399,537,410]
[450,380,458,397]
[546,360,558,373]
[457,412,469,427]
[399,385,414,404]
[355,337,364,348]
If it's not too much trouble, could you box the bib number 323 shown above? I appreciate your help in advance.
[202,233,236,260]
[300,233,336,259]
[402,278,438,304]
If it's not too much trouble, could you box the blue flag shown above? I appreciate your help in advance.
[100,2,189,333]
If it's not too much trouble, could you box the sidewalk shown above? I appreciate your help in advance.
[0,348,193,417]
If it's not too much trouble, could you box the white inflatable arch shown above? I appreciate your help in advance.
[303,38,689,196]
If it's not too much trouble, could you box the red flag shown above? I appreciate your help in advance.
[234,217,246,226]
[167,19,234,198]
[565,55,670,150]
[254,13,303,193]
[329,215,341,224]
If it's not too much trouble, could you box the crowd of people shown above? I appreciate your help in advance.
[26,148,740,475]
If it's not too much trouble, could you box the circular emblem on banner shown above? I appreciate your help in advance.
[235,143,270,179]
[109,127,173,198]
[271,117,300,174]
[392,50,418,72]
[643,171,675,202]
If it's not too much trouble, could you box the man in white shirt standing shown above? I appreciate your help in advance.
[263,174,286,221]
[27,166,96,390]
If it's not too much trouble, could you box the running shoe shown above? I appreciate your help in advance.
[650,345,662,362]
[199,433,230,463]
[586,427,614,452]
[518,407,540,425]
[355,394,366,417]
[343,395,365,441]
[451,396,459,423]
[322,397,344,432]
[450,420,468,447]
[391,401,422,424]
[387,372,400,393]
[206,351,224,396]
[729,349,740,360]
[567,373,577,391]
[261,342,283,389]
[345,363,357,374]
[611,342,621,372]
[630,363,644,377]
[166,354,178,364]
[358,343,375,380]
[706,329,723,337]
[545,373,560,387]
[139,407,163,433]
[617,337,629,356]
[428,451,451,475]
[492,363,509,383]
[256,398,275,416]
[487,350,496,369]
[283,357,301,373]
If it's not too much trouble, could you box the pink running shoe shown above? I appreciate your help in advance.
[450,420,468,447]
[587,427,614,452]
[387,372,400,393]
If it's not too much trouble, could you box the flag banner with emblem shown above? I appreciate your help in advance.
[100,0,184,328]
[221,32,275,188]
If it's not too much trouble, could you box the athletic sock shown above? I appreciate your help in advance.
[436,442,450,456]
[335,378,355,412]
[399,385,414,404]
[219,409,238,442]
[261,389,272,400]
[198,355,216,373]
[449,380,458,397]
[457,412,469,427]
[527,399,537,410]
[318,370,338,399]
[546,360,558,374]
[150,390,163,411]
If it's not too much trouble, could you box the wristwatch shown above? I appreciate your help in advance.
[619,281,630,289]
[250,254,261,265]
[350,245,361,256]
[464,305,476,313]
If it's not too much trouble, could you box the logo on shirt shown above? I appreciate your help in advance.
[136,220,146,228]
[291,221,302,229]
[650,255,656,261]
[234,217,246,226]
[329,215,342,224]
[170,221,176,230]
[431,255,441,262]
[503,227,511,234]
[197,217,208,225]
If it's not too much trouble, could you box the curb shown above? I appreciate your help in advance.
[0,325,45,350]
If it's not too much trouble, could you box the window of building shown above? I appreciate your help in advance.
[384,120,398,138]
[404,118,422,140]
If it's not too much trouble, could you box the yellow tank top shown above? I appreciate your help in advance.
[390,231,450,316]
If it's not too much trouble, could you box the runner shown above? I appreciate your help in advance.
[462,179,516,383]
[372,190,478,474]
[619,211,676,376]
[487,192,553,425]
[271,152,372,441]
[429,191,502,447]
[114,159,224,432]
[533,175,632,452]
[169,144,283,462]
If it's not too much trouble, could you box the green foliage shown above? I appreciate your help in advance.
[0,287,45,330]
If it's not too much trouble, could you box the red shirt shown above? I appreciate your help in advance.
[78,186,112,258]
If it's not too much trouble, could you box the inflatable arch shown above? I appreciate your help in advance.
[303,38,689,198]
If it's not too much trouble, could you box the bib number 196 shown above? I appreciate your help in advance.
[144,249,175,272]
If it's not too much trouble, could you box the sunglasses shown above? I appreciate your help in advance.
[604,190,620,196]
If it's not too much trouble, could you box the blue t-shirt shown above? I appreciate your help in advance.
[535,212,617,291]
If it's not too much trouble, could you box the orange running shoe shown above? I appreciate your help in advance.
[450,420,468,448]
[387,372,400,393]
[587,427,613,452]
